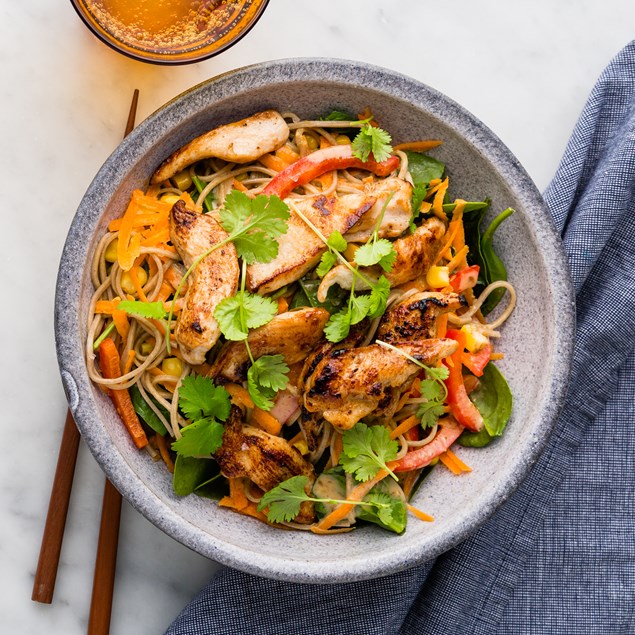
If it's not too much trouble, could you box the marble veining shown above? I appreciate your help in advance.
[2,1,635,633]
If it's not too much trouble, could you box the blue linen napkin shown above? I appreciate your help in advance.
[166,43,635,635]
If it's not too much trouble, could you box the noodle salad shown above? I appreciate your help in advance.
[86,109,516,534]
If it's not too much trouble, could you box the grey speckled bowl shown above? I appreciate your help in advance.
[55,59,574,583]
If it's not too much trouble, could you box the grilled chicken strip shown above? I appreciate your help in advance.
[246,193,375,294]
[169,201,239,365]
[316,217,446,300]
[345,177,413,242]
[302,338,458,430]
[210,307,330,383]
[151,110,289,184]
[376,291,466,343]
[215,407,315,523]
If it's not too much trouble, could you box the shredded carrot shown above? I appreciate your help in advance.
[128,266,148,302]
[111,309,130,340]
[358,107,378,126]
[95,297,121,315]
[439,449,472,475]
[228,478,249,510]
[277,296,289,314]
[407,504,435,522]
[402,469,422,499]
[218,497,269,521]
[310,526,354,535]
[123,350,136,374]
[427,178,442,189]
[141,224,170,248]
[231,178,248,193]
[155,433,175,473]
[192,362,213,376]
[432,177,449,222]
[260,153,289,172]
[437,314,449,339]
[225,383,254,409]
[116,195,142,271]
[315,469,389,531]
[156,282,173,303]
[390,415,419,440]
[490,352,505,360]
[432,220,462,267]
[164,265,186,292]
[98,338,148,449]
[275,144,300,164]
[109,213,164,231]
[393,140,443,153]
[446,245,470,273]
[252,408,282,436]
[331,433,343,466]
[450,200,466,251]
[419,200,433,215]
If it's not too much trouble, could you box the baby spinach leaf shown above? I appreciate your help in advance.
[406,152,445,187]
[290,278,348,314]
[458,362,513,447]
[357,482,407,534]
[129,385,168,436]
[173,455,219,496]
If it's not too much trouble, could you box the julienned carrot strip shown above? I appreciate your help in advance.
[128,266,148,302]
[439,449,472,474]
[451,200,466,251]
[98,338,148,449]
[432,177,449,222]
[437,314,449,339]
[155,433,175,473]
[275,144,300,164]
[117,194,142,271]
[407,504,435,522]
[490,352,505,360]
[156,282,173,303]
[331,433,343,467]
[277,296,289,314]
[446,245,470,273]
[445,449,472,472]
[111,309,129,340]
[432,218,462,266]
[95,297,121,315]
[419,200,433,215]
[123,350,136,375]
[229,478,249,510]
[218,497,268,522]
[133,191,173,214]
[393,140,443,152]
[252,408,282,436]
[310,526,354,535]
[260,153,289,172]
[225,383,255,409]
[314,469,389,531]
[390,415,419,440]
[108,213,164,232]
[232,178,248,193]
[141,225,170,248]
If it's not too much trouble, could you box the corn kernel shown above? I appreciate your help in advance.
[293,440,309,455]
[343,243,359,261]
[162,357,183,377]
[461,324,489,352]
[104,238,118,263]
[305,135,319,151]
[335,134,351,145]
[140,339,155,355]
[429,457,440,466]
[426,266,450,288]
[120,267,148,295]
[160,193,180,206]
[172,170,192,191]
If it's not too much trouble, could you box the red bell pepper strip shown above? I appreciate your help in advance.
[444,329,484,432]
[262,145,400,200]
[390,419,464,472]
[450,264,480,292]
[462,342,492,377]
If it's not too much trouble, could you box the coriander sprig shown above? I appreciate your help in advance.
[353,191,397,272]
[339,422,399,482]
[257,475,393,524]
[351,123,393,162]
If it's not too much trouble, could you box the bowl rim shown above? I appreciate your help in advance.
[55,57,575,583]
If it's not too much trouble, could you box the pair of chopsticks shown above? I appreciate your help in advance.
[32,89,140,635]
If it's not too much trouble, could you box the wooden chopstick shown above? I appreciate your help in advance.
[87,88,140,635]
[31,89,140,612]
[32,410,81,603]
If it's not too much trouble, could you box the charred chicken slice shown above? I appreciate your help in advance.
[215,407,315,523]
[376,291,466,343]
[152,110,289,184]
[302,338,458,430]
[169,201,239,365]
[210,307,330,383]
[246,192,375,294]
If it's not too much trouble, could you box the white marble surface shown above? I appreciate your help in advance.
[2,1,634,633]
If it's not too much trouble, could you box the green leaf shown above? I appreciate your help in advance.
[367,275,390,318]
[249,354,289,391]
[178,375,231,422]
[321,110,356,121]
[257,475,311,523]
[316,251,338,278]
[349,294,371,326]
[353,238,396,271]
[351,124,393,162]
[324,308,352,343]
[405,152,445,187]
[231,231,279,265]
[129,385,168,436]
[470,362,513,437]
[417,402,446,429]
[116,300,167,320]
[173,455,219,496]
[424,364,450,382]
[340,422,398,482]
[171,417,225,458]
[357,488,407,534]
[290,278,348,314]
[326,230,348,252]
[214,291,277,341]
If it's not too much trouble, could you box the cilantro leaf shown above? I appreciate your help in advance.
[415,376,448,429]
[257,475,310,523]
[324,308,352,342]
[340,422,398,482]
[178,375,231,422]
[214,291,278,341]
[349,294,371,325]
[351,124,393,162]
[219,191,290,264]
[171,417,225,458]
[316,251,338,278]
[353,238,396,272]
[326,230,348,252]
[247,354,289,411]
[357,489,407,534]
[425,364,450,382]
[321,110,356,121]
[367,275,390,318]
[116,300,167,319]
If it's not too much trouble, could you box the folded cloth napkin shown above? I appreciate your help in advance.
[166,43,635,635]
